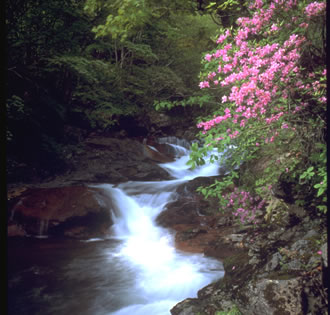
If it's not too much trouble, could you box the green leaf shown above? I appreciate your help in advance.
[317,188,325,197]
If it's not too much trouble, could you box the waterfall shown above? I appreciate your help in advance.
[156,136,192,150]
[37,219,49,238]
[92,138,224,315]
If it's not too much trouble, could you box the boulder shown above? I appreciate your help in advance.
[170,298,201,315]
[7,186,113,239]
[171,269,306,315]
[239,278,305,315]
[171,213,328,315]
[156,177,240,259]
[156,199,201,228]
[141,140,174,163]
[25,136,173,187]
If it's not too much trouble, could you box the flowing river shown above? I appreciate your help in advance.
[8,139,224,315]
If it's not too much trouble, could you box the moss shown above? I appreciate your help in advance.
[264,283,291,315]
[267,270,301,280]
[223,251,254,284]
[221,251,256,305]
[215,305,242,315]
[223,251,250,271]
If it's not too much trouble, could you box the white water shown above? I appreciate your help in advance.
[92,140,224,315]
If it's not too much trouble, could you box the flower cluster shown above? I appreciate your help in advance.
[223,188,266,224]
[305,1,326,17]
[194,0,326,223]
[197,0,326,148]
[197,108,231,132]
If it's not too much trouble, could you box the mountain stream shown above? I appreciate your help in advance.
[8,138,224,315]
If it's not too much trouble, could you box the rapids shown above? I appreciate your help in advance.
[8,138,224,315]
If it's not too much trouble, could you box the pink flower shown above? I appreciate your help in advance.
[205,54,212,62]
[299,22,309,29]
[208,72,216,80]
[199,81,210,89]
[217,34,228,44]
[305,2,326,18]
[319,96,327,103]
[270,24,279,32]
[229,130,239,139]
[223,64,233,73]
[317,250,322,255]
[256,143,260,146]
[224,108,231,115]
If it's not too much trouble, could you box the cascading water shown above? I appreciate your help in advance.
[7,138,224,315]
[90,139,224,314]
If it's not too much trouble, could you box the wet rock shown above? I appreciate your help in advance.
[132,162,171,181]
[170,298,200,315]
[142,140,174,163]
[240,278,305,315]
[303,229,320,239]
[176,228,208,241]
[176,176,224,196]
[156,175,242,259]
[7,224,26,237]
[215,216,232,227]
[19,136,173,187]
[223,234,244,243]
[286,259,304,271]
[290,239,310,255]
[171,215,327,315]
[265,252,283,272]
[156,199,201,227]
[7,186,113,239]
[145,141,179,159]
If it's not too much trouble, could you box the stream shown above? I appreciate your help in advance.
[8,139,224,315]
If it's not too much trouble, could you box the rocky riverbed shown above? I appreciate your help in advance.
[7,133,328,315]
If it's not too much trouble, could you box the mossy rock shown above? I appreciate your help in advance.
[222,251,255,286]
[267,270,301,280]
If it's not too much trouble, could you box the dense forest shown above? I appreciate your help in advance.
[6,0,326,215]
[6,0,225,181]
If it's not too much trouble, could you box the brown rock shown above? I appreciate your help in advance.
[156,184,239,259]
[7,224,26,237]
[8,186,113,238]
[142,139,174,163]
[156,199,202,227]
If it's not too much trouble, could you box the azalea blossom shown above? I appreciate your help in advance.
[305,2,326,17]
